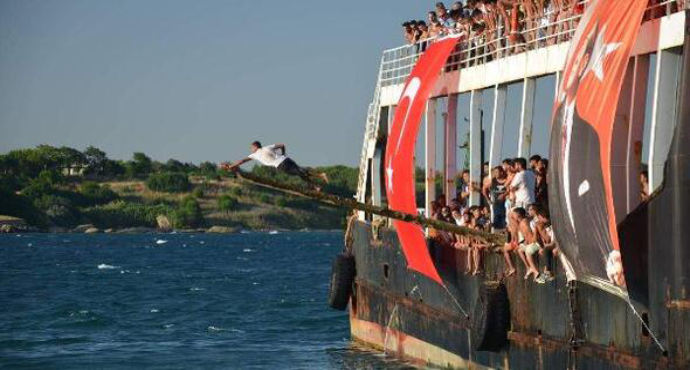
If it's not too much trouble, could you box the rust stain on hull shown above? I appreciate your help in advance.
[348,220,687,369]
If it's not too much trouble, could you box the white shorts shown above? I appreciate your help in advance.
[519,243,540,256]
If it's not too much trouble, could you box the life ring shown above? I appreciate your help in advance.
[327,253,356,310]
[471,281,510,352]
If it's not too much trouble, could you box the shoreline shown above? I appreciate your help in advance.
[0,223,344,235]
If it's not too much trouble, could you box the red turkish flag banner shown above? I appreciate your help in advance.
[548,0,648,290]
[384,37,460,284]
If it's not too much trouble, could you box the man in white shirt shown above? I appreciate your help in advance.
[223,141,328,191]
[510,158,536,209]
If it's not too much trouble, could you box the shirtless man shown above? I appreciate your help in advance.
[534,206,556,283]
[223,141,328,191]
[514,207,541,280]
[502,210,520,276]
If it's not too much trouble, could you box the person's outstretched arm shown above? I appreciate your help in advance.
[221,157,252,172]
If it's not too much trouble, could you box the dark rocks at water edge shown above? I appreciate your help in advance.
[74,226,238,234]
[0,216,39,233]
[1,215,245,235]
[206,226,238,234]
[114,227,157,234]
[0,224,41,233]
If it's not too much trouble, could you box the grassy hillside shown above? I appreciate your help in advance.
[0,145,359,231]
[103,175,350,230]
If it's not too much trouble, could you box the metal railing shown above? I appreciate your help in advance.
[379,0,682,88]
[356,56,386,203]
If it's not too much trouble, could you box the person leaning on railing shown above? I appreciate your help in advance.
[398,0,601,49]
[402,21,414,44]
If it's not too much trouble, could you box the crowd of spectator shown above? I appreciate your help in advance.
[402,1,684,60]
[410,0,686,283]
[429,154,554,282]
[402,1,585,56]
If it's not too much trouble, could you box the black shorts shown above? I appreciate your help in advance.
[277,158,303,176]
[277,157,315,185]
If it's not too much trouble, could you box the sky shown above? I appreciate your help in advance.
[0,0,441,166]
[0,0,605,168]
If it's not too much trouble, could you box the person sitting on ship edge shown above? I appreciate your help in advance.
[534,206,556,283]
[514,207,541,281]
[502,211,519,277]
[222,141,329,191]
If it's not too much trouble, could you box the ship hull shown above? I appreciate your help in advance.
[348,220,683,369]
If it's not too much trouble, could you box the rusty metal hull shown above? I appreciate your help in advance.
[348,221,688,369]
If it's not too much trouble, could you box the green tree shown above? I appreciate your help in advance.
[164,159,184,173]
[34,194,79,227]
[83,146,108,175]
[0,186,45,226]
[37,169,64,186]
[82,201,175,229]
[146,172,190,193]
[173,196,204,228]
[79,181,118,206]
[126,152,153,178]
[192,186,205,199]
[229,187,242,197]
[103,160,126,178]
[56,146,87,171]
[217,195,238,214]
[199,161,219,180]
[274,196,288,207]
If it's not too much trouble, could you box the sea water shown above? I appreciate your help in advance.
[0,232,414,369]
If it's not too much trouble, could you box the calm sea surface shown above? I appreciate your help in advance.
[0,232,414,369]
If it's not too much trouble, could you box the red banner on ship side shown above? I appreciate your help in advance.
[548,0,648,290]
[384,37,460,285]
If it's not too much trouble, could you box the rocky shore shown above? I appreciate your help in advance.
[0,216,242,235]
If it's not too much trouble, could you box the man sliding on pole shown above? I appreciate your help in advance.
[221,141,329,191]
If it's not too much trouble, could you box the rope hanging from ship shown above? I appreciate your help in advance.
[231,169,506,247]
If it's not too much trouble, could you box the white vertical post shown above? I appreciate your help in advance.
[445,95,458,202]
[626,56,650,212]
[611,61,634,223]
[388,105,396,136]
[372,107,389,210]
[489,85,507,172]
[469,90,483,206]
[371,148,383,207]
[554,71,561,99]
[425,99,437,217]
[518,78,536,158]
[649,48,682,191]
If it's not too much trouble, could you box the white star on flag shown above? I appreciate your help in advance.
[584,24,622,82]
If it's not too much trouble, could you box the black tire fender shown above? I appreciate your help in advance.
[471,281,510,352]
[328,253,356,310]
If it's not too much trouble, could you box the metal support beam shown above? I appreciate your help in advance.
[611,60,635,223]
[445,95,458,202]
[469,91,483,206]
[371,107,390,213]
[518,78,536,158]
[554,71,561,99]
[371,147,383,208]
[625,56,650,213]
[650,48,682,191]
[425,99,437,217]
[489,85,507,172]
[388,105,396,136]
